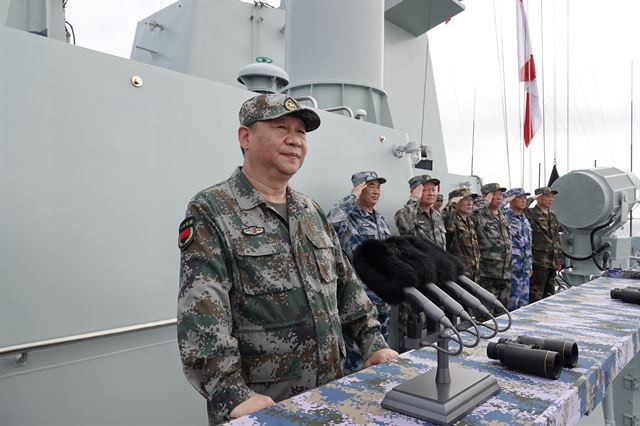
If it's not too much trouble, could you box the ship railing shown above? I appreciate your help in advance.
[0,318,176,362]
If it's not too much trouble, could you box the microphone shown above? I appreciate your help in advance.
[456,275,506,312]
[352,238,452,328]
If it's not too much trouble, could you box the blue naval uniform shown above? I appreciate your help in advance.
[327,193,392,373]
[504,207,533,310]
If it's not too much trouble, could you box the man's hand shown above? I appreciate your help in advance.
[504,194,516,203]
[410,184,423,199]
[555,262,563,272]
[530,193,541,201]
[229,394,275,419]
[484,192,494,203]
[363,348,399,368]
[351,182,367,197]
[449,196,463,204]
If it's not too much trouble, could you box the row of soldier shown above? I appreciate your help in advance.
[326,171,563,369]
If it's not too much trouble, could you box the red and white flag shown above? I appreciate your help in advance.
[517,0,541,147]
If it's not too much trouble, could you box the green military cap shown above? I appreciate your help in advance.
[534,186,558,195]
[448,187,480,200]
[481,182,507,195]
[351,171,387,186]
[408,174,440,191]
[239,93,321,132]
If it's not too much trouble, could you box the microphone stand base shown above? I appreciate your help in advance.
[381,367,499,425]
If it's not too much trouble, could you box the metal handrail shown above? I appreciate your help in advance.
[294,95,318,108]
[324,106,354,118]
[0,318,176,357]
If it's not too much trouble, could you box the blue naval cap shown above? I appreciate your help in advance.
[505,187,531,198]
[351,171,387,186]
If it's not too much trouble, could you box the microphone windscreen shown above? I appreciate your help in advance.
[353,239,420,305]
[383,236,437,286]
[407,237,460,284]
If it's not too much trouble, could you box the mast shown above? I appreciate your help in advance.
[566,0,570,172]
[631,60,634,237]
[471,87,477,176]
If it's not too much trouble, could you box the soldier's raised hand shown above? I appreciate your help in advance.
[351,182,368,197]
[505,194,516,203]
[449,196,463,205]
[410,184,424,199]
[484,192,494,203]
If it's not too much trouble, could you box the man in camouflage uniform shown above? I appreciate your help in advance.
[327,171,392,373]
[394,174,447,249]
[473,183,512,313]
[434,193,444,211]
[443,187,481,281]
[504,188,533,310]
[525,186,563,303]
[177,94,397,424]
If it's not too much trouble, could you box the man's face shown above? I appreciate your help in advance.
[510,195,527,211]
[456,197,474,215]
[359,180,381,209]
[239,115,307,177]
[538,193,555,209]
[489,190,503,209]
[420,182,437,206]
[434,198,443,210]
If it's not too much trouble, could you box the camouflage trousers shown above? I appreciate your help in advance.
[530,265,556,303]
[344,288,389,375]
[507,269,530,311]
[477,277,510,318]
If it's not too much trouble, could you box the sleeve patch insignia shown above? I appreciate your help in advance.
[178,216,195,250]
[242,226,265,236]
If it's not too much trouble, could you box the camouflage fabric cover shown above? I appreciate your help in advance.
[443,210,480,281]
[534,186,558,195]
[177,168,388,424]
[525,205,563,268]
[480,182,507,195]
[473,205,512,280]
[351,171,387,186]
[238,93,320,132]
[505,208,533,310]
[228,277,640,425]
[394,198,447,250]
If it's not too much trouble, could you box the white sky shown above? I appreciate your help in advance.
[65,0,640,190]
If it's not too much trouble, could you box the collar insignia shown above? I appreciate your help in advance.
[242,226,265,236]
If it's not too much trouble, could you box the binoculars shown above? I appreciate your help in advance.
[487,336,579,379]
[611,287,640,305]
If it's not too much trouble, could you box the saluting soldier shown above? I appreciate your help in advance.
[434,193,444,211]
[473,183,512,312]
[504,188,533,310]
[177,94,397,424]
[525,186,563,303]
[443,188,481,281]
[395,174,447,249]
[327,171,392,373]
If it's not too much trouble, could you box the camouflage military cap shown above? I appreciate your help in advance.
[481,182,507,195]
[436,194,443,201]
[535,186,558,195]
[239,93,321,132]
[351,171,387,186]
[408,174,440,190]
[505,187,531,198]
[448,187,479,200]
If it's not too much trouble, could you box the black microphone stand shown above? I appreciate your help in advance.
[381,306,500,425]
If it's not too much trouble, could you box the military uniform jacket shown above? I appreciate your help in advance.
[525,205,563,269]
[327,193,391,261]
[443,209,480,280]
[177,168,387,424]
[473,206,512,280]
[505,208,533,275]
[394,196,447,249]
